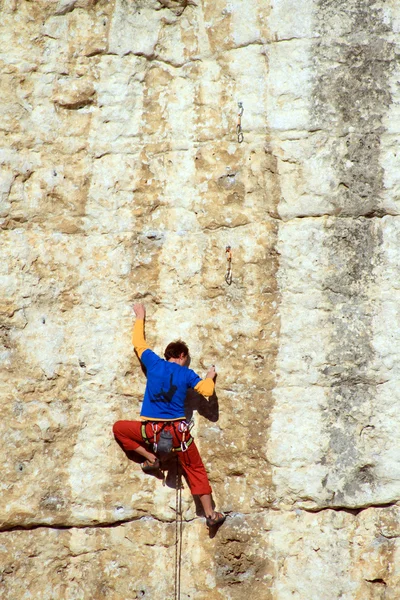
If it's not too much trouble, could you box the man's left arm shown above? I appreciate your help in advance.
[132,303,150,359]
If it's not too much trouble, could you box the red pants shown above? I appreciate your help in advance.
[113,420,212,496]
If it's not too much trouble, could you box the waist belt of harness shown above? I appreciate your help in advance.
[141,421,194,453]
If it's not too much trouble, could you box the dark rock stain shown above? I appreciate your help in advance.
[313,0,394,216]
[321,217,383,504]
[313,0,390,504]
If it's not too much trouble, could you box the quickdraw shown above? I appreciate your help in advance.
[177,419,194,452]
[237,102,244,143]
[151,422,159,452]
[225,245,232,285]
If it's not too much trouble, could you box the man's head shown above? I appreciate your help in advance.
[164,340,190,365]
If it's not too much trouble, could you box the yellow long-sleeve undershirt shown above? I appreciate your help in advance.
[132,319,149,359]
[132,319,215,397]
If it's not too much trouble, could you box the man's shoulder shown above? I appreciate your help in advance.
[141,348,163,365]
[184,366,202,386]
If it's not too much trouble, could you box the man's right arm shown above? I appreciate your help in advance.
[132,303,149,359]
[193,365,216,397]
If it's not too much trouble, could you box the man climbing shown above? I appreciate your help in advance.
[113,303,225,528]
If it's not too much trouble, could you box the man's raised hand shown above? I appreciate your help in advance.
[133,303,146,319]
[206,365,217,380]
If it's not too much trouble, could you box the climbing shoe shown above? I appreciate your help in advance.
[141,458,160,474]
[206,512,226,528]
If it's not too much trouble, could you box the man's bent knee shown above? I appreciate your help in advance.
[112,421,124,437]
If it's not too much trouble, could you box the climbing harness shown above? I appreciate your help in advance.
[237,102,244,143]
[174,456,183,600]
[225,245,232,285]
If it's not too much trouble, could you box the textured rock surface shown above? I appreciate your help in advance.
[1,0,400,598]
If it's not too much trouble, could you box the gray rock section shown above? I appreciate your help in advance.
[269,0,400,520]
[312,0,394,217]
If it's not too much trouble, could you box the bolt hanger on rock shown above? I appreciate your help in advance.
[237,102,244,143]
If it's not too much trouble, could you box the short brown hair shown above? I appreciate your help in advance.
[164,340,189,361]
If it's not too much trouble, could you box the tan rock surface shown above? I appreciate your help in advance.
[1,0,400,598]
[2,508,400,599]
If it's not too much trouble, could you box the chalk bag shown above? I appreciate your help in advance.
[157,429,173,454]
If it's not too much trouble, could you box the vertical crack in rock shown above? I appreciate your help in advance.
[313,1,389,506]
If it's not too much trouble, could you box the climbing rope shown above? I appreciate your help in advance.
[174,457,183,600]
[237,102,244,143]
[225,245,232,285]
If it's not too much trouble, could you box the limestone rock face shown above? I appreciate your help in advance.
[1,0,400,598]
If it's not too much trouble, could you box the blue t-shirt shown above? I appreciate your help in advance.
[140,349,201,419]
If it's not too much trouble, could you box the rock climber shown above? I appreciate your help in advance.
[113,302,226,528]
